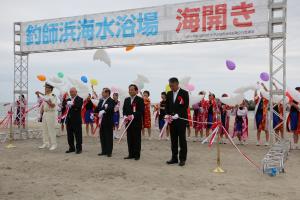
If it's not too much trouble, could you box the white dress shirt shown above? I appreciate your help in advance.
[130,95,137,104]
[101,97,109,108]
[173,88,180,103]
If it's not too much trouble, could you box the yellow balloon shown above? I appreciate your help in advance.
[90,79,98,86]
[165,84,171,93]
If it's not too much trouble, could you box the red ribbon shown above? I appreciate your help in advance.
[92,116,102,136]
[177,96,184,104]
[159,116,172,139]
[118,116,134,144]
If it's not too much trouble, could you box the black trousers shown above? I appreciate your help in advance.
[127,125,141,158]
[169,120,187,161]
[66,123,82,151]
[100,124,113,155]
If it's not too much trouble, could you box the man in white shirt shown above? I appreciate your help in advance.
[37,82,58,151]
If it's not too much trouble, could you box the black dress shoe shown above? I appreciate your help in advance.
[107,154,112,157]
[166,159,178,165]
[65,150,75,153]
[98,153,106,156]
[76,150,82,154]
[179,161,186,166]
[124,156,134,159]
[134,157,140,160]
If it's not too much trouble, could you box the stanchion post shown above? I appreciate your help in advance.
[213,126,224,173]
[6,107,16,149]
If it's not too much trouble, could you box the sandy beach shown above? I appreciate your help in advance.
[1,116,300,200]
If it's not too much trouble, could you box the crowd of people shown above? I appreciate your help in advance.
[33,77,300,166]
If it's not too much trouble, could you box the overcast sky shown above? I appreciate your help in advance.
[0,0,299,103]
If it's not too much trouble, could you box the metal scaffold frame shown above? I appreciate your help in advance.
[268,0,287,142]
[14,22,29,135]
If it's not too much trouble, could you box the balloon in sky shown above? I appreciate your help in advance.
[126,46,135,51]
[186,84,195,92]
[226,60,236,70]
[190,95,203,106]
[57,72,64,79]
[165,84,171,93]
[286,88,300,103]
[180,76,191,90]
[233,84,257,94]
[220,94,245,107]
[90,79,98,86]
[111,87,118,93]
[137,82,144,90]
[49,76,63,84]
[93,49,111,67]
[37,75,46,82]
[81,76,88,83]
[136,74,150,83]
[260,72,270,82]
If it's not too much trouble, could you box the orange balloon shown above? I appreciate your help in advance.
[125,45,135,51]
[37,75,46,82]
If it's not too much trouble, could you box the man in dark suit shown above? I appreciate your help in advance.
[165,77,189,166]
[65,87,83,154]
[95,88,115,157]
[123,84,144,160]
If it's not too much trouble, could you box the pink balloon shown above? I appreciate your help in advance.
[186,84,195,92]
[111,87,118,93]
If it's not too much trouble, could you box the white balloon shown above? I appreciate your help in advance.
[67,77,77,86]
[137,74,150,83]
[45,79,59,90]
[179,76,191,90]
[234,84,257,94]
[257,86,286,104]
[67,77,91,99]
[53,79,68,93]
[260,89,269,100]
[287,88,300,103]
[189,94,205,106]
[273,95,283,104]
[93,49,111,67]
[49,76,63,84]
[220,94,245,107]
[133,80,144,90]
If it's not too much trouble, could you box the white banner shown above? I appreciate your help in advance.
[20,0,269,53]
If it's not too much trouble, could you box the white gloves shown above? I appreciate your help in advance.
[164,114,179,120]
[99,110,106,118]
[90,113,95,120]
[172,114,179,120]
[67,100,73,107]
[127,115,134,121]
